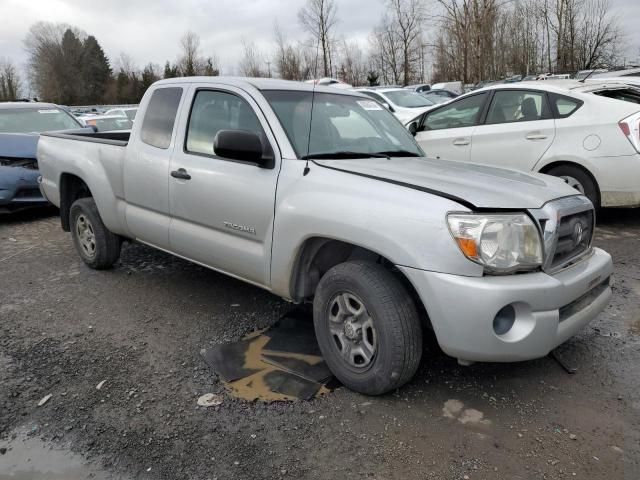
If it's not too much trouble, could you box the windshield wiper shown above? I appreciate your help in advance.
[374,150,422,157]
[302,151,390,160]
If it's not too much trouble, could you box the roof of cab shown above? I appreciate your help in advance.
[152,76,365,96]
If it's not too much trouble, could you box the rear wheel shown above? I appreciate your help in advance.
[547,165,599,208]
[70,198,121,269]
[313,261,422,395]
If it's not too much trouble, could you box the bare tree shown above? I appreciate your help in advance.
[388,0,425,85]
[298,0,338,77]
[238,40,264,77]
[274,22,309,80]
[179,31,201,76]
[0,58,21,101]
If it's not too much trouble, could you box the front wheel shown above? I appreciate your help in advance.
[70,198,121,269]
[313,261,422,395]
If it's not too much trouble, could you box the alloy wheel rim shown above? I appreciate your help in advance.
[76,214,96,258]
[328,292,377,369]
[560,175,585,194]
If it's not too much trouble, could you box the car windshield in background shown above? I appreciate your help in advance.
[384,90,433,108]
[0,108,81,133]
[263,90,424,159]
[124,110,137,120]
[85,117,133,131]
[421,93,449,104]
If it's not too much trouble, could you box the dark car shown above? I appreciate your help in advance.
[0,102,85,213]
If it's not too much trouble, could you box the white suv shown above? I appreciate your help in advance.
[410,81,640,208]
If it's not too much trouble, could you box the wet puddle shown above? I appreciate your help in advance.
[0,434,114,480]
[201,310,335,402]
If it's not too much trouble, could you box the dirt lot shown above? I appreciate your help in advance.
[1,208,638,480]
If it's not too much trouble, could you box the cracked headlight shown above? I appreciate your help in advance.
[447,213,543,273]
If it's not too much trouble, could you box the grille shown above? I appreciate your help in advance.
[15,188,43,199]
[550,209,593,269]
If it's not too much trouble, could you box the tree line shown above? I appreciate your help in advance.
[1,0,631,103]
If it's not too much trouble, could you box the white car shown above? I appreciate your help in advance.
[80,114,133,132]
[305,78,352,89]
[354,87,436,124]
[105,107,138,121]
[409,80,640,208]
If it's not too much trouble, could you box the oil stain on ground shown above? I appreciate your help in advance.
[201,310,335,402]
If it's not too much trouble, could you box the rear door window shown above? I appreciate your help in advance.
[140,87,183,149]
[485,90,551,124]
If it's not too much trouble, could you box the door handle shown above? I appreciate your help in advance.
[452,138,470,146]
[526,132,548,140]
[170,168,191,180]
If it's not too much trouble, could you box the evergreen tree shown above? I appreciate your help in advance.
[59,29,85,104]
[163,61,179,78]
[141,63,159,97]
[367,71,380,86]
[81,35,111,104]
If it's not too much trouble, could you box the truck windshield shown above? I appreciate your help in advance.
[0,107,81,133]
[263,90,424,159]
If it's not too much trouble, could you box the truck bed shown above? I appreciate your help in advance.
[41,130,130,146]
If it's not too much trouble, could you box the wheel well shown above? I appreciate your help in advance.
[539,161,600,204]
[290,238,427,319]
[59,173,93,231]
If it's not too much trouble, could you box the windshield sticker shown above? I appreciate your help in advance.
[38,109,61,114]
[357,100,383,111]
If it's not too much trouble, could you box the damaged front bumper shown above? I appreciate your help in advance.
[0,161,49,213]
[399,247,613,363]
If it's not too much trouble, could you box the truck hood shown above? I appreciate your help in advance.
[314,157,580,210]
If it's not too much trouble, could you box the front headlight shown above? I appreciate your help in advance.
[447,213,543,273]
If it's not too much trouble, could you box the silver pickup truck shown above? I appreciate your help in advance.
[38,77,613,395]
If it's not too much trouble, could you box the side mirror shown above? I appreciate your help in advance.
[214,129,268,167]
[408,122,418,136]
[382,102,395,112]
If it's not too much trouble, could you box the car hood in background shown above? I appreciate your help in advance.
[314,156,581,210]
[0,132,39,159]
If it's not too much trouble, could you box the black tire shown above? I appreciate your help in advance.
[313,260,422,395]
[69,197,121,269]
[547,165,599,208]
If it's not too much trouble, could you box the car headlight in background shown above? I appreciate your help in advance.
[447,213,543,273]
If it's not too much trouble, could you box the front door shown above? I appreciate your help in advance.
[168,85,281,288]
[415,92,489,162]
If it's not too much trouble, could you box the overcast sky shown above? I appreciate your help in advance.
[1,0,639,86]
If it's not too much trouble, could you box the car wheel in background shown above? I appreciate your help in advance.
[547,165,599,208]
[313,260,422,395]
[70,197,121,269]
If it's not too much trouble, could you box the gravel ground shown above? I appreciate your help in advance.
[0,208,638,480]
